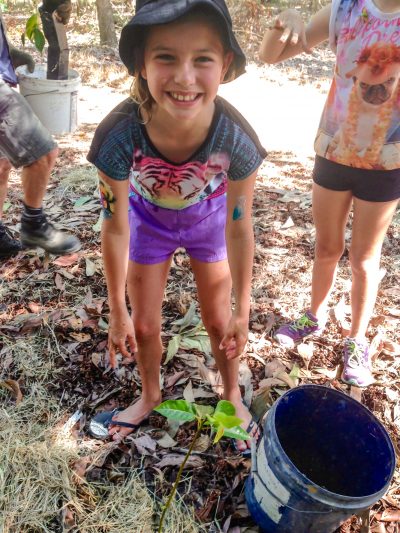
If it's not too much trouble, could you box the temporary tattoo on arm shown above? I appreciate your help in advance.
[99,178,116,219]
[232,196,246,221]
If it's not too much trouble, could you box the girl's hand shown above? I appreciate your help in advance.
[272,9,311,53]
[108,308,137,368]
[219,313,249,360]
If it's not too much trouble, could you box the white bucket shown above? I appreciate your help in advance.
[16,64,80,135]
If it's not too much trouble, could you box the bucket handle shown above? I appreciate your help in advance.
[23,90,61,97]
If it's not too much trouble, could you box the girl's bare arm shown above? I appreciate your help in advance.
[98,170,136,364]
[220,169,257,359]
[259,4,331,64]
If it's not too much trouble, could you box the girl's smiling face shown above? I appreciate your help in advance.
[141,18,233,123]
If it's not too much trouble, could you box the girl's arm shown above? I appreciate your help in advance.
[259,4,331,64]
[98,170,136,366]
[220,169,258,359]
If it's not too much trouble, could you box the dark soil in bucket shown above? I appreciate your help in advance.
[275,387,394,497]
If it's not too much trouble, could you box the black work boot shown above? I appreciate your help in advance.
[0,222,22,259]
[20,214,81,255]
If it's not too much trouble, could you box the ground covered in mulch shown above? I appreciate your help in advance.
[1,2,399,532]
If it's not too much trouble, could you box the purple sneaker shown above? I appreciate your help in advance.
[274,311,324,349]
[341,338,374,388]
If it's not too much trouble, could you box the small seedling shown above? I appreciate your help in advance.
[23,12,45,52]
[154,399,251,532]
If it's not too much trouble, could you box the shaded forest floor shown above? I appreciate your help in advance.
[1,3,399,532]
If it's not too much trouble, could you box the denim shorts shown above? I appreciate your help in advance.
[0,80,56,167]
[313,155,400,202]
[128,192,227,264]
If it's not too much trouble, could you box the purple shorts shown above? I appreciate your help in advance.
[128,193,227,264]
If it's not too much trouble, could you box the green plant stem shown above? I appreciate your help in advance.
[158,419,204,533]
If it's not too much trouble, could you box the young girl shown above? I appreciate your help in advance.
[87,0,266,453]
[260,0,400,387]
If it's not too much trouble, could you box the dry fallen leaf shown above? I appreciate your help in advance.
[131,435,157,455]
[156,432,177,449]
[54,272,65,290]
[382,340,400,357]
[350,386,362,403]
[193,434,211,453]
[154,454,204,469]
[53,253,80,267]
[264,359,286,378]
[370,332,385,361]
[0,379,23,404]
[61,506,75,531]
[69,332,91,343]
[183,380,195,403]
[297,342,314,370]
[377,509,400,522]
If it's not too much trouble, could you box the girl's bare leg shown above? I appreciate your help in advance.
[109,258,172,440]
[310,183,353,318]
[349,198,399,338]
[191,257,255,453]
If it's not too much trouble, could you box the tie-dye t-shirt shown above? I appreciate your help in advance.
[88,97,266,210]
[315,0,400,170]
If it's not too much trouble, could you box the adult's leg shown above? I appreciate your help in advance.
[349,198,399,338]
[108,258,172,440]
[0,83,80,253]
[310,183,353,318]
[191,257,255,453]
[21,148,58,208]
[0,158,11,218]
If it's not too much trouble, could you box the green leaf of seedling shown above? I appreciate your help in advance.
[26,13,39,40]
[214,425,225,443]
[154,399,196,422]
[2,201,11,213]
[33,28,45,53]
[214,400,236,417]
[193,404,214,419]
[222,425,252,441]
[164,334,181,364]
[212,412,243,429]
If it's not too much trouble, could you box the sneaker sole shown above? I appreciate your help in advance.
[341,375,374,388]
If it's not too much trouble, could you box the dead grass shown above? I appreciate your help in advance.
[0,336,201,533]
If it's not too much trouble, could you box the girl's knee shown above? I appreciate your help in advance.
[349,250,380,276]
[203,315,229,340]
[315,240,345,262]
[133,320,161,343]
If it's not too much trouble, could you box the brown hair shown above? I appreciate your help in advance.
[129,6,236,121]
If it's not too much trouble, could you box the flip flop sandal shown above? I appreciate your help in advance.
[232,418,261,458]
[88,408,142,440]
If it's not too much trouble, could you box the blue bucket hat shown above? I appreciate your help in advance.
[119,0,246,81]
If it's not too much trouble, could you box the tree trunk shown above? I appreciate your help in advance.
[39,8,69,79]
[95,0,117,47]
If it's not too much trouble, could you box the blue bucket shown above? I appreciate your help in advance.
[245,385,395,533]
